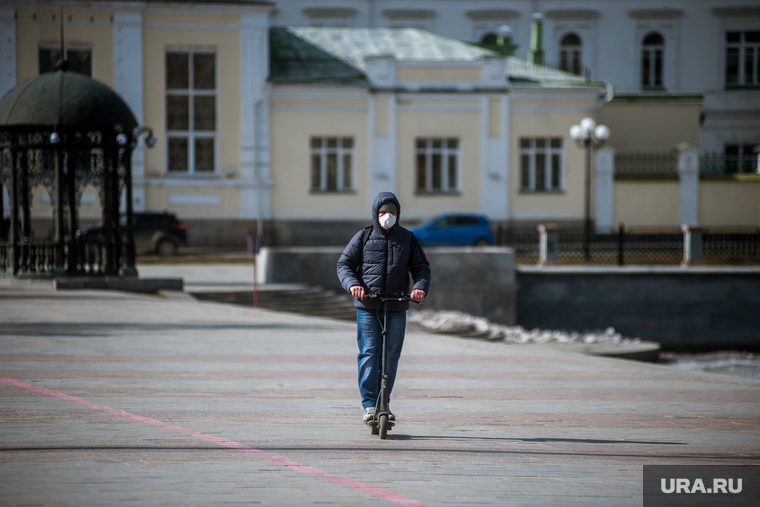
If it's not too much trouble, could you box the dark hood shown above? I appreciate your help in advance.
[371,192,401,235]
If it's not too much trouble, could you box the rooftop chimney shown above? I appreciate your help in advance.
[529,13,544,65]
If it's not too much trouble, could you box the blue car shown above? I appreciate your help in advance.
[408,213,496,247]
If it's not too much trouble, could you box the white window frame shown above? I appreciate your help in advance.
[724,143,759,173]
[415,138,460,194]
[520,138,564,192]
[725,31,760,86]
[559,32,583,75]
[641,32,665,89]
[633,19,678,91]
[549,21,597,79]
[309,137,354,193]
[165,48,218,176]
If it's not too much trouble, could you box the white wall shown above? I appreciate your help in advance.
[271,0,760,150]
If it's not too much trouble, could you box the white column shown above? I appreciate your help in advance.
[0,8,16,98]
[368,93,397,203]
[479,95,510,220]
[366,56,397,207]
[113,11,145,210]
[677,144,700,226]
[594,144,615,233]
[240,14,271,221]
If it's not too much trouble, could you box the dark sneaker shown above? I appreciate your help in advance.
[363,407,375,423]
[389,409,395,422]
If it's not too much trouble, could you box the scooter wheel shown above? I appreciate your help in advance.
[379,414,388,439]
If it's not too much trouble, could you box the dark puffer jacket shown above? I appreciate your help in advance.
[336,192,431,311]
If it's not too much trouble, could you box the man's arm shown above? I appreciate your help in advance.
[336,230,365,294]
[408,234,431,298]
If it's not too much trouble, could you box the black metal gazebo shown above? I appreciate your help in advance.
[0,66,149,277]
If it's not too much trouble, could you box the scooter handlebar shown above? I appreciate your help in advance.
[365,293,422,305]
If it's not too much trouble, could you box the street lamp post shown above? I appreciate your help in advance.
[569,117,610,260]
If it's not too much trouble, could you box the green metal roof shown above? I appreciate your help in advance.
[270,27,367,84]
[270,26,606,91]
[270,26,495,84]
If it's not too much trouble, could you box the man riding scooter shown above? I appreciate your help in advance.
[336,192,431,429]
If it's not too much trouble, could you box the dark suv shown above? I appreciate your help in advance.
[76,212,188,256]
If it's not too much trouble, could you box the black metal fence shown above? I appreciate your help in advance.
[496,226,760,265]
[615,152,678,179]
[613,151,759,178]
[700,152,758,175]
[0,239,123,276]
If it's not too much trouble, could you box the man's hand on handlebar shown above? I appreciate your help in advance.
[410,289,425,301]
[350,287,425,302]
[350,285,365,299]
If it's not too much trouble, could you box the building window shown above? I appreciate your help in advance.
[726,31,760,86]
[724,144,758,173]
[520,138,563,192]
[166,50,217,174]
[310,137,354,192]
[415,138,459,194]
[39,46,92,76]
[559,33,582,75]
[641,32,664,89]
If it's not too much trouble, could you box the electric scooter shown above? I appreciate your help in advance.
[364,292,421,440]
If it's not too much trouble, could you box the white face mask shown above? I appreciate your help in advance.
[379,213,396,230]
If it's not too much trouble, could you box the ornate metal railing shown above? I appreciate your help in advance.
[700,153,758,175]
[614,152,678,179]
[703,232,760,263]
[496,226,760,265]
[0,241,56,274]
[0,239,129,276]
[506,57,589,83]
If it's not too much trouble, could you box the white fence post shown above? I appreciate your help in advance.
[537,223,560,266]
[595,144,616,233]
[677,143,700,227]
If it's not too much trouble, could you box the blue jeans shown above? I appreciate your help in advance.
[356,309,407,409]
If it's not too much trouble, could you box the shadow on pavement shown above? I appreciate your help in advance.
[387,435,687,445]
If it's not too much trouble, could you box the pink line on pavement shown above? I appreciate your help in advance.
[1,376,434,507]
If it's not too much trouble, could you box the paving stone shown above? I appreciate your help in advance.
[1,273,759,506]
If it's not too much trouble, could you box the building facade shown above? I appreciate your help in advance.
[266,27,607,244]
[1,0,757,249]
[271,0,760,154]
[1,0,272,245]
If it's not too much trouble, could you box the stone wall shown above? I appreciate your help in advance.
[516,266,760,350]
[258,246,517,324]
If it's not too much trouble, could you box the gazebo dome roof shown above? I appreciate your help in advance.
[0,70,138,130]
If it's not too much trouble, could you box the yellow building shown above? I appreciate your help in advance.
[264,26,607,245]
[1,0,272,245]
[3,1,753,249]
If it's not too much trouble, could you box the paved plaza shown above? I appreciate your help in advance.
[1,267,759,506]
